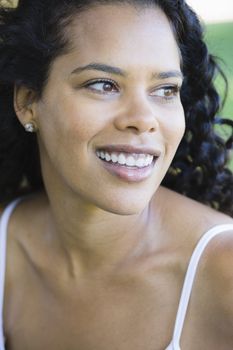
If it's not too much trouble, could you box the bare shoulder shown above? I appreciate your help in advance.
[158,186,233,273]
[167,188,233,338]
[202,223,233,290]
[3,193,49,280]
[193,225,233,341]
[4,193,50,331]
[153,187,233,252]
[157,187,233,338]
[154,186,233,240]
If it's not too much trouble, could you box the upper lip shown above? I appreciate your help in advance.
[96,144,161,157]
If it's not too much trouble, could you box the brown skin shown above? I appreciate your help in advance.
[4,4,233,350]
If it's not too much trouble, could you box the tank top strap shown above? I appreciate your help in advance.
[170,223,233,349]
[0,198,22,347]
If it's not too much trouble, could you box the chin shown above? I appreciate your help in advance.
[92,194,153,216]
[104,206,145,216]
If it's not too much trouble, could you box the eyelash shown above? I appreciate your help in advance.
[151,84,180,100]
[83,78,181,100]
[83,78,118,94]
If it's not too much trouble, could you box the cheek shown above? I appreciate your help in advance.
[58,94,116,141]
[38,96,104,149]
[160,104,185,151]
[36,95,118,176]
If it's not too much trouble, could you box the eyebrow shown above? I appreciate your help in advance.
[71,62,183,80]
[154,71,183,80]
[71,63,126,76]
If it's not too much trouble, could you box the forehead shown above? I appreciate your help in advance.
[54,4,181,75]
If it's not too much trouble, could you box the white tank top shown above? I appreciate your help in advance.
[0,198,233,350]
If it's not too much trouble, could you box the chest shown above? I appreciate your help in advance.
[4,250,223,350]
[6,270,185,350]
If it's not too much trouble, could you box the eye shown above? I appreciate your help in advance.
[84,79,119,94]
[150,85,180,100]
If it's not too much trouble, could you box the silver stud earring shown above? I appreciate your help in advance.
[24,122,37,133]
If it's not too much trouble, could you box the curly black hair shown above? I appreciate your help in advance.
[0,0,232,215]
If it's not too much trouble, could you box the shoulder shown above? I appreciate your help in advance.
[3,194,48,330]
[0,198,21,218]
[154,186,233,240]
[195,224,233,338]
[160,186,233,292]
[3,194,46,284]
[154,187,233,337]
[158,186,232,221]
[202,225,233,299]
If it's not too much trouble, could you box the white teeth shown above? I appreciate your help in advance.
[135,158,145,167]
[105,153,111,162]
[111,153,118,163]
[125,156,136,167]
[118,153,126,165]
[145,155,153,166]
[96,150,154,168]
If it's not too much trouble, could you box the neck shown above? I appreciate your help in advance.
[42,187,165,277]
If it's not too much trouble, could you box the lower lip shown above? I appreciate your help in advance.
[97,157,157,182]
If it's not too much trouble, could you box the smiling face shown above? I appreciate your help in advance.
[33,4,185,215]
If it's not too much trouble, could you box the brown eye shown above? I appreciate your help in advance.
[150,85,180,100]
[85,79,119,94]
[102,82,117,92]
[164,87,174,97]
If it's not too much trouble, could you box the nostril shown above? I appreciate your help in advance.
[127,126,140,131]
[114,108,159,133]
[149,126,156,133]
[125,125,157,135]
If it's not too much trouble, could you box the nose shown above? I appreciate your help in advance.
[114,95,159,134]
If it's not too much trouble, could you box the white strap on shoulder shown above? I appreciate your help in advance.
[0,198,22,345]
[171,223,233,349]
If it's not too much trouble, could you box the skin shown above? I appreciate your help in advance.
[5,4,233,350]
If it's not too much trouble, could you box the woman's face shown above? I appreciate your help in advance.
[34,4,185,215]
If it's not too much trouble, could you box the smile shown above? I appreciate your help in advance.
[96,150,154,168]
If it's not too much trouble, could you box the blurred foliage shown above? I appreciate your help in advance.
[0,0,18,7]
[205,22,233,169]
[205,22,233,119]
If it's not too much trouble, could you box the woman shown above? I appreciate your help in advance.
[0,0,233,349]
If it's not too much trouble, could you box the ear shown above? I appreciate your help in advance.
[14,84,38,127]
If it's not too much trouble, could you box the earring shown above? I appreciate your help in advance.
[24,122,37,133]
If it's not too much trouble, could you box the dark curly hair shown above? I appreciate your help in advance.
[0,0,232,215]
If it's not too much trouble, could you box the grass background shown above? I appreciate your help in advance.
[205,22,233,169]
[205,22,233,118]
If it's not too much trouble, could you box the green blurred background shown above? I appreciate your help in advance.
[205,22,233,118]
[205,22,233,169]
